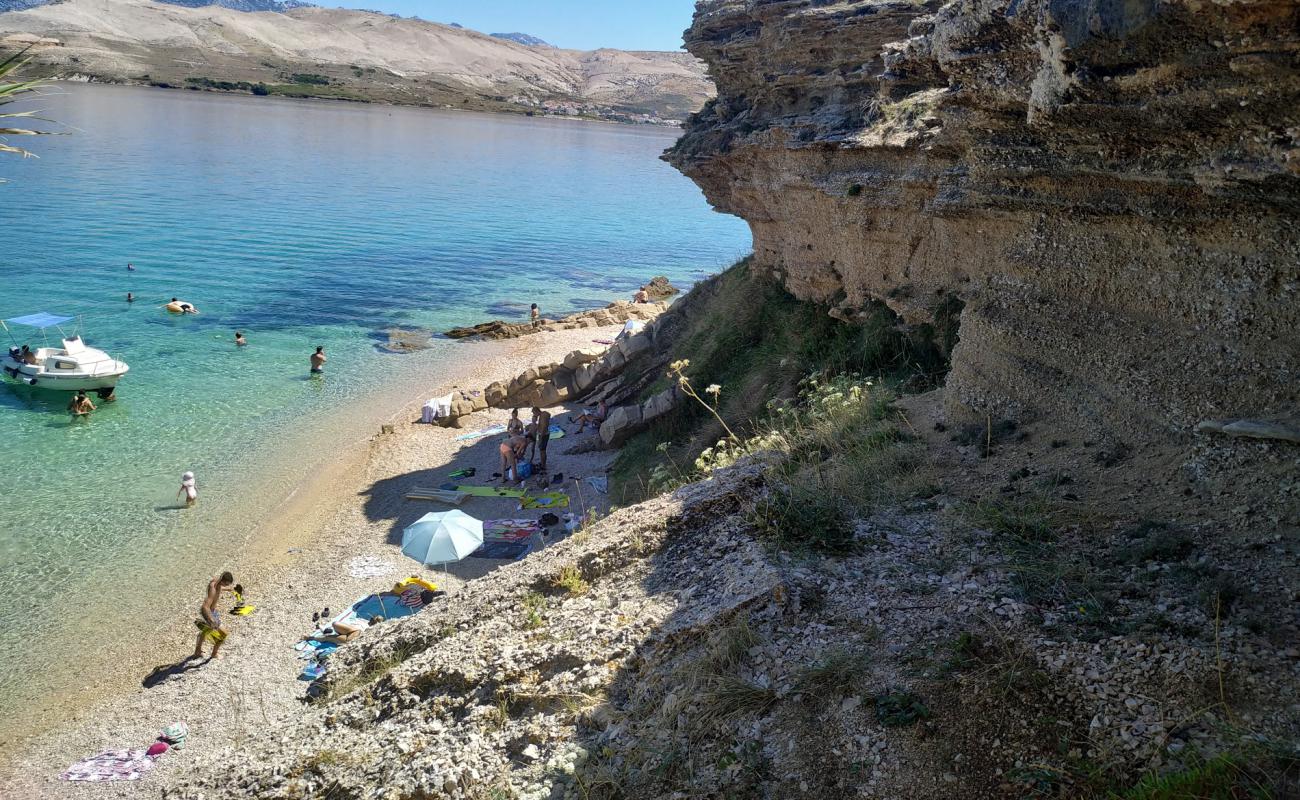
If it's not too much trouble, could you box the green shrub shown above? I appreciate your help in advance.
[873,691,930,726]
[291,73,332,85]
[749,487,856,555]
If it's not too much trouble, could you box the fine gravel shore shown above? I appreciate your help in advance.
[2,324,627,800]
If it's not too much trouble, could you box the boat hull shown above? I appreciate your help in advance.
[1,357,128,391]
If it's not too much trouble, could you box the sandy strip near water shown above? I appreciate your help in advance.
[1,324,625,800]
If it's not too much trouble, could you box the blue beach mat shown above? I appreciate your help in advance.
[351,593,422,622]
[454,424,506,442]
[471,540,533,560]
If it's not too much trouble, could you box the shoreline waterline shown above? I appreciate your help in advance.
[0,334,515,753]
[0,325,624,782]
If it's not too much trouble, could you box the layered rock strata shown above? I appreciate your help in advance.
[668,0,1300,447]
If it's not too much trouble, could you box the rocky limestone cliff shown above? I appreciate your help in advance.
[667,0,1300,452]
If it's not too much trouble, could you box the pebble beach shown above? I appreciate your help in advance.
[1,323,627,799]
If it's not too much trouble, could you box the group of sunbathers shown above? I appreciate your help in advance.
[499,406,554,482]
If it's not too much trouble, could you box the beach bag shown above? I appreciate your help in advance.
[516,461,533,480]
[160,722,188,749]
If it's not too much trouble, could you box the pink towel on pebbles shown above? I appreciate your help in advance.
[61,749,156,782]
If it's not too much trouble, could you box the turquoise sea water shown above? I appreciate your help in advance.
[0,84,748,733]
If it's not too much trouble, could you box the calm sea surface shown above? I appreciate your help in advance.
[0,84,748,733]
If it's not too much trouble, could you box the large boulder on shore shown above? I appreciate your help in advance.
[600,404,644,446]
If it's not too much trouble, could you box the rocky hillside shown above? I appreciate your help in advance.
[0,0,711,120]
[667,0,1300,464]
[157,257,1297,799]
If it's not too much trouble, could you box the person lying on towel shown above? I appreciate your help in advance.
[302,615,385,646]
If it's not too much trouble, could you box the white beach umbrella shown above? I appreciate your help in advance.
[401,510,484,567]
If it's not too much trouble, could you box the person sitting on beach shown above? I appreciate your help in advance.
[234,331,247,347]
[506,408,524,437]
[302,616,384,646]
[531,407,553,471]
[310,346,327,374]
[571,400,608,433]
[177,471,198,507]
[634,286,650,303]
[68,390,96,416]
[193,571,234,660]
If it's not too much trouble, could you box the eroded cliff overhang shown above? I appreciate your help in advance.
[667,0,1300,439]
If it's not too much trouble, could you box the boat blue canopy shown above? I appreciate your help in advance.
[4,313,74,329]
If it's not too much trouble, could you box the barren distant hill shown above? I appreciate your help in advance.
[490,32,553,48]
[0,0,712,121]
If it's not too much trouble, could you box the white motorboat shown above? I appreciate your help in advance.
[1,313,129,396]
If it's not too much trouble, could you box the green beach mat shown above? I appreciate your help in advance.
[454,485,527,498]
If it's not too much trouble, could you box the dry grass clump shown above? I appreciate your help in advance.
[550,564,591,596]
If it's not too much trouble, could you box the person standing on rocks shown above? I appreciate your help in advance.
[530,303,540,329]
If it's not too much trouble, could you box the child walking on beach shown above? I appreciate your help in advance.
[178,471,198,507]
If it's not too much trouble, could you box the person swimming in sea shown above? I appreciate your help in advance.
[310,346,326,374]
[235,331,247,347]
[127,263,136,272]
[127,292,134,303]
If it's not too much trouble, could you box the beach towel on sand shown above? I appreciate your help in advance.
[454,485,527,498]
[471,540,533,560]
[454,424,506,442]
[520,492,570,509]
[61,750,156,782]
[484,519,541,541]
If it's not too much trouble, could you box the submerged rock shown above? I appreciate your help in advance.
[374,327,433,354]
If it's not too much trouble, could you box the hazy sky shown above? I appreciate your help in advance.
[329,1,702,52]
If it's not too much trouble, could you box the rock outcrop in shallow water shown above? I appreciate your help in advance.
[667,0,1300,446]
[445,300,668,341]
